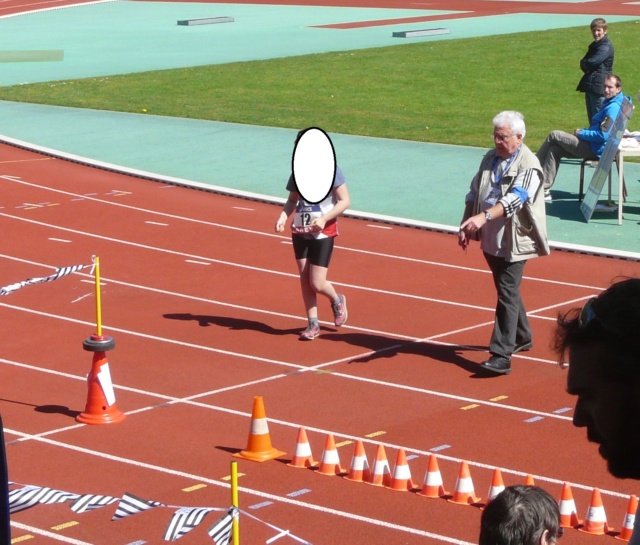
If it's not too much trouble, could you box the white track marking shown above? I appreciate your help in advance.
[7,428,475,544]
[0,213,601,315]
[10,521,95,545]
[0,175,612,290]
[0,364,624,498]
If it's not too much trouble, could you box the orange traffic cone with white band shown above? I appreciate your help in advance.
[345,440,370,483]
[579,488,610,535]
[524,474,535,486]
[486,468,506,503]
[367,444,391,487]
[76,335,125,425]
[558,482,581,528]
[615,495,638,541]
[316,434,345,476]
[417,454,448,499]
[234,396,285,462]
[387,449,417,491]
[288,427,317,469]
[447,461,480,505]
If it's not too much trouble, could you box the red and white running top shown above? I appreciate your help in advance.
[287,166,346,239]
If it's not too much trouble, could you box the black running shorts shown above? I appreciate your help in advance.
[292,235,335,268]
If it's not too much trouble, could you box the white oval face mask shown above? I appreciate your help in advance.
[292,127,336,204]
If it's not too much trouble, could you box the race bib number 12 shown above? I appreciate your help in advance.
[292,204,322,233]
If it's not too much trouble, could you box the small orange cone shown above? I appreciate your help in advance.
[579,488,610,535]
[233,396,285,462]
[486,468,506,503]
[367,444,391,487]
[288,427,317,469]
[524,474,535,486]
[316,434,345,476]
[345,440,370,483]
[447,461,481,505]
[386,449,417,492]
[615,495,638,541]
[76,335,125,425]
[417,454,449,499]
[558,482,581,528]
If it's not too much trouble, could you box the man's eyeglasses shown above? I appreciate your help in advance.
[493,133,515,142]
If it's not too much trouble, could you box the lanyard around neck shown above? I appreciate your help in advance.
[492,145,521,184]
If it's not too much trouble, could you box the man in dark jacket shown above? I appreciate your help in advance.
[577,18,614,123]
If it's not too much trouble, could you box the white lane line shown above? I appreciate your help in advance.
[6,429,476,545]
[0,215,506,313]
[0,175,611,290]
[10,521,94,545]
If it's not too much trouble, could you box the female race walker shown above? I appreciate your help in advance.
[274,151,350,340]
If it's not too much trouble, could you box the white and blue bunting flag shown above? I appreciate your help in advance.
[71,493,119,514]
[7,485,39,513]
[0,263,89,296]
[163,506,215,541]
[9,486,80,513]
[111,492,163,521]
[207,507,237,545]
[8,483,311,545]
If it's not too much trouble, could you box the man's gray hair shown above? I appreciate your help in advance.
[493,111,526,138]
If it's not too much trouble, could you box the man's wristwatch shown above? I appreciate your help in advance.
[484,211,492,221]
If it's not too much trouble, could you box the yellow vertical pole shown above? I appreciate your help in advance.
[231,460,239,545]
[94,256,102,337]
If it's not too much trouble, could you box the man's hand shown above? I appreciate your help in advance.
[460,214,485,236]
[458,229,470,251]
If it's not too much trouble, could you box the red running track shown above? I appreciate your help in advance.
[1,142,640,545]
[143,0,640,18]
[3,0,640,543]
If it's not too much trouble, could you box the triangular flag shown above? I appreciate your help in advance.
[163,506,215,541]
[111,492,163,521]
[8,485,41,513]
[38,487,80,505]
[8,486,79,513]
[0,263,88,296]
[207,507,237,545]
[71,494,119,514]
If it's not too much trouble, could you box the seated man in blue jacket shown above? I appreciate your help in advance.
[536,74,627,202]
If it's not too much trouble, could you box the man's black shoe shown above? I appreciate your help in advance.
[479,355,512,375]
[513,341,533,354]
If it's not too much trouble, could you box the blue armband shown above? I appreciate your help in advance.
[512,186,529,203]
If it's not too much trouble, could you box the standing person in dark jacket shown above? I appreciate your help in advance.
[577,18,614,123]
